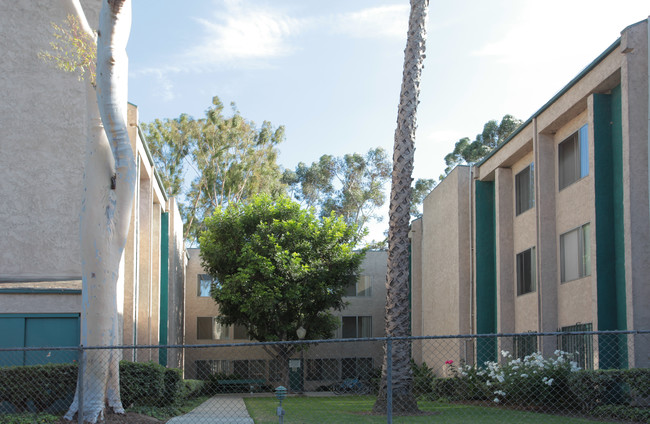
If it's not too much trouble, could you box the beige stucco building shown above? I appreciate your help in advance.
[412,18,650,372]
[183,249,387,391]
[0,0,186,369]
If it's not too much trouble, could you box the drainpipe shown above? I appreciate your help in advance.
[647,17,650,222]
[469,165,475,335]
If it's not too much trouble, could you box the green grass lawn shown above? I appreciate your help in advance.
[244,396,620,424]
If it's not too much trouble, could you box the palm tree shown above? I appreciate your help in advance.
[373,0,429,414]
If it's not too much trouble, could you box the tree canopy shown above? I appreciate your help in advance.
[142,96,286,244]
[282,147,391,236]
[199,194,366,344]
[442,114,522,177]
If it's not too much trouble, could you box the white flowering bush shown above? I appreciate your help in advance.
[448,350,581,407]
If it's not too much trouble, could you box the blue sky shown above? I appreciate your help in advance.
[126,0,648,241]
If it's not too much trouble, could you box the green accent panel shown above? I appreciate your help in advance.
[0,288,81,294]
[475,180,497,365]
[0,314,79,366]
[25,317,79,365]
[159,212,170,366]
[593,86,628,369]
[0,318,26,366]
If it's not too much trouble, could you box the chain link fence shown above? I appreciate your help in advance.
[0,330,648,423]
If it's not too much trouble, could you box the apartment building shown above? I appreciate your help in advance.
[411,18,650,372]
[183,249,387,391]
[0,0,186,369]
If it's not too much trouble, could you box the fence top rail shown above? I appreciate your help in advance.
[0,329,647,352]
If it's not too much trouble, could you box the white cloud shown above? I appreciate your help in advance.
[332,5,409,39]
[184,0,305,67]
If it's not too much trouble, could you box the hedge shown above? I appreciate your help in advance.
[0,360,197,413]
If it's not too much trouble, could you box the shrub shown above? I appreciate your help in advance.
[0,363,77,413]
[410,361,435,397]
[119,361,166,407]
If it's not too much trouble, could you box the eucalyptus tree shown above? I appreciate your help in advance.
[442,114,522,176]
[44,0,134,422]
[373,0,429,414]
[283,147,391,238]
[142,97,285,245]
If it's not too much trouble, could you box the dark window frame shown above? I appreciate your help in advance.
[516,247,536,296]
[515,163,535,215]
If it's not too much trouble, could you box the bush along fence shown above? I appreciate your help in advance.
[0,330,648,423]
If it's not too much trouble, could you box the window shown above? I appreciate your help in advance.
[557,323,593,370]
[306,359,340,381]
[345,275,372,297]
[233,325,249,340]
[195,359,229,379]
[233,359,266,378]
[560,223,591,283]
[516,247,536,295]
[559,124,589,190]
[342,357,373,379]
[513,333,538,359]
[197,274,215,297]
[515,163,535,215]
[196,317,229,340]
[342,316,372,338]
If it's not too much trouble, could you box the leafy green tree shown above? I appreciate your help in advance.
[200,194,365,386]
[443,114,522,176]
[142,96,286,244]
[283,147,391,237]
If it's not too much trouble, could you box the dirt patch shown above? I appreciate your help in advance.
[55,411,165,424]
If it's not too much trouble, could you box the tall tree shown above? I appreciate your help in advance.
[200,194,365,387]
[373,0,429,414]
[411,178,435,218]
[442,114,522,176]
[45,0,134,422]
[283,147,391,237]
[142,97,286,245]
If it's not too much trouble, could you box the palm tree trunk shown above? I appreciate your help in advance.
[373,0,428,415]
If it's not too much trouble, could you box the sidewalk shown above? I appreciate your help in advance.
[167,396,254,424]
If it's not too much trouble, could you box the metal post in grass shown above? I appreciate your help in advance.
[78,345,84,424]
[275,386,287,424]
[386,338,393,424]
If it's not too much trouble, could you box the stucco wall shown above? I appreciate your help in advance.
[418,166,471,373]
[0,0,101,282]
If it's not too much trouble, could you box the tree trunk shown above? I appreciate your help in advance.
[64,1,134,422]
[373,0,428,415]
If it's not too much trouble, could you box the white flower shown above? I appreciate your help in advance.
[486,380,492,386]
[494,398,500,403]
[496,374,505,383]
[520,374,528,378]
[494,390,506,396]
[545,378,554,386]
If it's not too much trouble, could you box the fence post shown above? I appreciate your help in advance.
[78,345,84,424]
[386,337,393,424]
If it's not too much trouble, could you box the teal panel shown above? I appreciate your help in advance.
[0,318,25,366]
[24,317,79,365]
[593,86,627,369]
[159,211,170,366]
[475,180,497,365]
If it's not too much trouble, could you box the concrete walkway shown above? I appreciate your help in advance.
[167,396,254,424]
